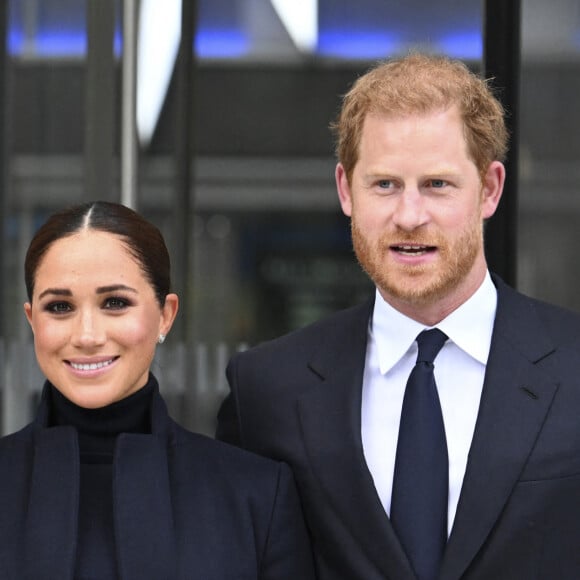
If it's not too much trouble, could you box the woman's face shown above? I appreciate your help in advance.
[24,229,178,408]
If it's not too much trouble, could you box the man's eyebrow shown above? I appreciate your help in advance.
[424,169,461,177]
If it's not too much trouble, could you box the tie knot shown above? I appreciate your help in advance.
[416,328,448,364]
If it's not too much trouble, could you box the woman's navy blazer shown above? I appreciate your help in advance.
[0,379,315,580]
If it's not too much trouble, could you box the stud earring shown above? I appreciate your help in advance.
[158,334,166,344]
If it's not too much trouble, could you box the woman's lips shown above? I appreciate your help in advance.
[66,357,118,371]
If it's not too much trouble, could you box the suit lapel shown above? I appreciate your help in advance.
[298,299,416,580]
[440,279,559,580]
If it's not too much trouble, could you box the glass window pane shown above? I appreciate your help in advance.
[1,0,485,435]
[518,0,580,309]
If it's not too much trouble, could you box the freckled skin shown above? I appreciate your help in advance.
[336,107,505,325]
[24,230,178,409]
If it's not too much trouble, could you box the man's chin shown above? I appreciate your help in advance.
[378,272,455,307]
[382,287,441,307]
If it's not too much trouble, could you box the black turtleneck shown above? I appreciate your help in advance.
[50,379,153,462]
[49,378,154,580]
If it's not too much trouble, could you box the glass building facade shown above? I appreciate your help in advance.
[1,0,579,435]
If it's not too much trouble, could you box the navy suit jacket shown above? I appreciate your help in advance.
[217,275,580,580]
[0,382,316,580]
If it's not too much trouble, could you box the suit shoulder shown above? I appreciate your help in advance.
[170,426,300,512]
[0,423,35,454]
[171,422,288,479]
[497,277,580,344]
[495,274,580,324]
[235,298,373,361]
[526,295,580,338]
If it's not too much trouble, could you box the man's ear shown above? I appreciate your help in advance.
[481,160,505,219]
[336,163,353,217]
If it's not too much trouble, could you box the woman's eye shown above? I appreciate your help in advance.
[45,302,72,314]
[104,297,130,310]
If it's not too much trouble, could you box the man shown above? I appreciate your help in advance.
[216,53,580,580]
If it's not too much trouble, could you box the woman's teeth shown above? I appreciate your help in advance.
[70,359,114,371]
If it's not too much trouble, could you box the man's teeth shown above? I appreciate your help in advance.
[396,245,430,255]
[70,359,114,371]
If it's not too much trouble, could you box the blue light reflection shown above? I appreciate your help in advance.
[438,31,482,60]
[195,30,249,58]
[9,30,123,57]
[8,28,483,61]
[317,31,402,59]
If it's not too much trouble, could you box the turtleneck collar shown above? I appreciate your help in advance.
[48,375,155,462]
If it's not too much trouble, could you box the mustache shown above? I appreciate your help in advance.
[378,229,444,247]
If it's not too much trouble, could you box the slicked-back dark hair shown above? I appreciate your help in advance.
[25,201,171,307]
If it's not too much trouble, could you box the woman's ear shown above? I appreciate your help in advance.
[159,293,179,338]
[24,302,33,329]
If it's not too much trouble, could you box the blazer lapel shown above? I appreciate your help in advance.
[20,382,176,580]
[440,280,559,580]
[298,299,416,580]
[113,394,176,580]
[24,426,79,580]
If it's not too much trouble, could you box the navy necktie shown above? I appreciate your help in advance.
[390,328,449,580]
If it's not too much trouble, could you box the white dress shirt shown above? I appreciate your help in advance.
[361,272,497,536]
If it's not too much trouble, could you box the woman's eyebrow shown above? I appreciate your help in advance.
[37,284,138,300]
[37,288,72,300]
[96,284,138,294]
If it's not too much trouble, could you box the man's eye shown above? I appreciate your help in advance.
[104,297,130,310]
[45,302,72,313]
[430,179,447,188]
[377,179,393,189]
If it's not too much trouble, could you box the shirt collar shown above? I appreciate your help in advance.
[372,271,497,374]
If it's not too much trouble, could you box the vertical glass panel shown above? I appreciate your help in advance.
[518,0,580,309]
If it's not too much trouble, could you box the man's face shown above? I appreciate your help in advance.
[336,106,504,323]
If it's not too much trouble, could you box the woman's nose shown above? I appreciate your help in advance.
[71,310,106,347]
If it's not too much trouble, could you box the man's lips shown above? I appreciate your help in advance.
[390,243,437,256]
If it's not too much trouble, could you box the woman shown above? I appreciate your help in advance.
[0,201,315,579]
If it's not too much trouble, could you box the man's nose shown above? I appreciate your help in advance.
[391,187,429,232]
